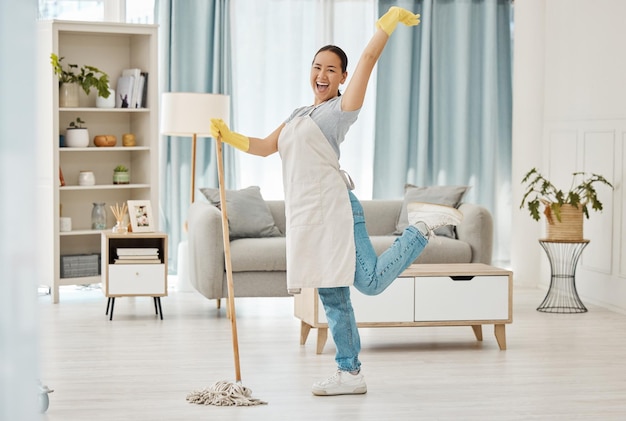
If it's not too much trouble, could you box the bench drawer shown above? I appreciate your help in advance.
[351,277,415,323]
[414,275,509,321]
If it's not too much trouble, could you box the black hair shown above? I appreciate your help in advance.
[313,45,348,96]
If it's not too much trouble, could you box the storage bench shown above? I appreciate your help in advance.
[294,263,513,353]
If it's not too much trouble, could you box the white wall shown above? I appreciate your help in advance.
[512,0,626,312]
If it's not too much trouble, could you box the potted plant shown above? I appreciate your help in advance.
[113,164,130,185]
[520,167,613,240]
[64,117,89,148]
[50,53,111,107]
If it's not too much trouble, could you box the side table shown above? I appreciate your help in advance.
[537,239,589,313]
[101,232,168,320]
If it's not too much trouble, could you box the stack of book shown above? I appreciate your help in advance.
[115,248,160,264]
[115,68,149,109]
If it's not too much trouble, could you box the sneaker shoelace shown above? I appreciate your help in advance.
[318,370,342,386]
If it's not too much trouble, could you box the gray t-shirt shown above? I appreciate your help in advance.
[284,96,360,159]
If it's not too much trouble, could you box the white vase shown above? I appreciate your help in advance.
[65,128,90,148]
[59,83,79,108]
[96,87,116,109]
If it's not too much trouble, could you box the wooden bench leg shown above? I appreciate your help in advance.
[316,327,328,354]
[494,324,507,350]
[300,321,312,345]
[471,325,483,341]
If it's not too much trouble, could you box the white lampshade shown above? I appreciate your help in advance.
[160,92,230,137]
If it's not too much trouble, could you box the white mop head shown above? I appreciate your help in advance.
[186,380,267,406]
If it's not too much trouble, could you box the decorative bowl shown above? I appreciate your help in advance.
[94,135,117,147]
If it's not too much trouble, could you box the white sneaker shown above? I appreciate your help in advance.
[407,202,463,237]
[312,370,367,396]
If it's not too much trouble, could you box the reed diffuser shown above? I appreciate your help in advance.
[110,202,128,233]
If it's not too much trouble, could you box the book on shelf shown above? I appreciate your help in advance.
[116,255,159,260]
[115,69,149,108]
[139,72,148,108]
[122,68,141,108]
[114,258,161,264]
[116,248,159,256]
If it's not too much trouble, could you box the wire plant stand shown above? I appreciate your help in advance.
[537,240,590,313]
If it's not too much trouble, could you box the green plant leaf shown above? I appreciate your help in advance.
[520,167,613,221]
[50,53,110,97]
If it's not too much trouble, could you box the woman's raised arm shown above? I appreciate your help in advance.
[341,7,420,112]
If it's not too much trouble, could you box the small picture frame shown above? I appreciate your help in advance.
[127,200,154,232]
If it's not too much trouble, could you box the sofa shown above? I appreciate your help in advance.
[187,195,493,304]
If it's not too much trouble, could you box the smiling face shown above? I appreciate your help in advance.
[310,50,348,105]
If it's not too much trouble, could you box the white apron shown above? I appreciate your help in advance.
[278,113,355,289]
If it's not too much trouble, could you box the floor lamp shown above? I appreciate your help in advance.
[160,93,230,294]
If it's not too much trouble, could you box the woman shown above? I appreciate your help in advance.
[210,6,462,396]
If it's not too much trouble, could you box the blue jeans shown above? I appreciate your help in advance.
[318,191,428,372]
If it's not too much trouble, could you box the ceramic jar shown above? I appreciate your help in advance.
[59,83,79,108]
[78,171,96,186]
[59,217,72,232]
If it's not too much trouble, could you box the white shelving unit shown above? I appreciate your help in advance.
[37,21,159,303]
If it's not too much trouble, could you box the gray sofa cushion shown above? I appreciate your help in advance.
[231,237,287,272]
[395,185,470,238]
[200,186,282,239]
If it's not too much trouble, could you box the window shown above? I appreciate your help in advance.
[39,0,104,21]
[231,0,377,199]
[38,0,154,23]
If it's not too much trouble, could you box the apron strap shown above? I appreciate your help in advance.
[340,169,355,190]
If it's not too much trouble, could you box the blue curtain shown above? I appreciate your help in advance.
[157,0,234,272]
[373,0,512,262]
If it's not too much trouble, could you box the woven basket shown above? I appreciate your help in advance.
[545,204,583,241]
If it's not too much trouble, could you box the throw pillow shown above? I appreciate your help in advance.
[395,184,470,238]
[200,186,282,239]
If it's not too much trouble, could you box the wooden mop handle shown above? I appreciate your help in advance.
[215,136,242,383]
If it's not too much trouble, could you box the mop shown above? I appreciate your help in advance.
[186,137,267,406]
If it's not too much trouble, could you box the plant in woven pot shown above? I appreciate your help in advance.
[520,167,613,241]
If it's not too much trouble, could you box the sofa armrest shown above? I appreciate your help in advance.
[187,201,225,300]
[456,203,493,265]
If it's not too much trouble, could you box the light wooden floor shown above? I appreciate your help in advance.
[38,284,626,420]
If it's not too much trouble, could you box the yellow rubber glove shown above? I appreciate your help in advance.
[376,6,420,36]
[210,118,250,152]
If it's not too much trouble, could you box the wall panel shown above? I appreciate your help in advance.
[581,130,615,273]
